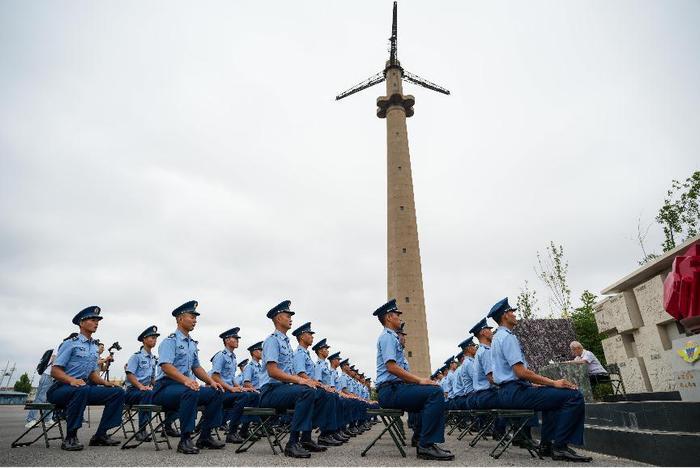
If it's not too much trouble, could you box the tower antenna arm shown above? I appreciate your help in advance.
[402,69,450,95]
[335,71,386,101]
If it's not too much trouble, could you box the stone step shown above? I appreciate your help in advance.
[585,401,700,432]
[584,424,700,466]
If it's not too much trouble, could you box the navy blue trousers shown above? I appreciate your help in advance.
[152,378,223,435]
[124,387,154,429]
[448,394,473,410]
[222,391,260,431]
[259,383,315,432]
[497,381,585,446]
[378,383,445,445]
[47,382,125,434]
[470,388,500,409]
[311,389,336,431]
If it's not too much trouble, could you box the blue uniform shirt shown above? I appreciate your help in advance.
[472,343,493,391]
[243,359,263,389]
[336,371,349,391]
[210,348,237,386]
[234,373,243,386]
[314,358,333,385]
[491,327,527,384]
[375,328,408,385]
[52,334,99,380]
[258,330,294,387]
[454,356,475,396]
[445,371,457,399]
[293,346,315,376]
[125,347,157,388]
[156,329,201,381]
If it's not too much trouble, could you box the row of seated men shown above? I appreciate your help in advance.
[46,300,377,457]
[373,297,593,462]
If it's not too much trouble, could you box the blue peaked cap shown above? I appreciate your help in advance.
[292,321,315,338]
[328,352,341,361]
[247,341,263,352]
[137,325,160,342]
[267,300,295,319]
[444,356,455,366]
[456,351,464,361]
[458,336,476,349]
[72,306,102,325]
[312,338,329,352]
[373,299,401,317]
[238,358,249,368]
[219,327,241,339]
[172,300,199,317]
[488,297,516,321]
[468,318,492,336]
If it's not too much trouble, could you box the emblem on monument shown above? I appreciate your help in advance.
[677,340,700,364]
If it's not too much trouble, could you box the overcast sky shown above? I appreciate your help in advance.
[1,0,698,384]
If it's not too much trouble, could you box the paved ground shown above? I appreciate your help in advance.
[1,406,647,466]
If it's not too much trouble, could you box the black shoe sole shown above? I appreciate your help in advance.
[284,451,311,458]
[61,445,84,451]
[417,453,455,461]
[176,448,200,454]
[552,455,593,462]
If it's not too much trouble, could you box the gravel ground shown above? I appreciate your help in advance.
[1,406,647,466]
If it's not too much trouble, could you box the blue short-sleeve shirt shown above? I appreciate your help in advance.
[156,329,201,381]
[293,346,315,376]
[242,359,263,389]
[314,358,333,385]
[210,348,237,386]
[454,356,475,396]
[258,330,294,387]
[52,334,99,380]
[376,328,405,386]
[491,327,527,384]
[472,343,493,392]
[125,348,157,388]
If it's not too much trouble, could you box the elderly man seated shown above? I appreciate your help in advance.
[567,341,608,386]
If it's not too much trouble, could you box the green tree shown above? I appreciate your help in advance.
[13,373,32,394]
[516,280,539,320]
[571,290,606,366]
[535,241,572,317]
[656,171,700,252]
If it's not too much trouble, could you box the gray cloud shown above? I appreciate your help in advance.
[1,0,699,383]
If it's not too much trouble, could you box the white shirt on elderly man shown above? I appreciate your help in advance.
[575,349,607,375]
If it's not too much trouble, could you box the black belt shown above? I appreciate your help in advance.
[377,381,404,391]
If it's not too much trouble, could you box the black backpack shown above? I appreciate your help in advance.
[36,349,53,375]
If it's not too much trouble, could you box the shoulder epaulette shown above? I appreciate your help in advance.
[167,333,176,338]
[71,336,79,341]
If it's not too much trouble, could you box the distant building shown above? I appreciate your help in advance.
[595,235,699,394]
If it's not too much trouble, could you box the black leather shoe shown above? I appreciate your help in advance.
[552,445,593,462]
[226,432,244,444]
[538,443,553,457]
[346,427,359,436]
[318,435,342,447]
[416,443,455,461]
[411,436,419,448]
[60,436,84,451]
[89,434,121,446]
[284,442,311,458]
[135,430,152,442]
[196,436,226,449]
[340,429,355,438]
[332,432,349,443]
[163,425,181,438]
[177,437,200,454]
[302,439,328,452]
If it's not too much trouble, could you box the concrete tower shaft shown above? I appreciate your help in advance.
[377,64,431,378]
